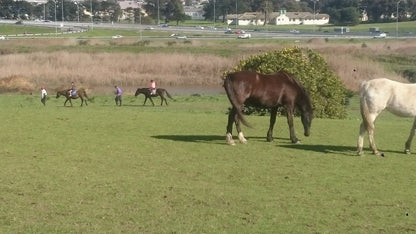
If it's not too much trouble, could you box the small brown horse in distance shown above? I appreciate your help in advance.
[56,88,89,107]
[224,70,313,145]
[134,88,173,106]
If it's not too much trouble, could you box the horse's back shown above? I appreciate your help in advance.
[225,70,304,107]
[360,78,416,116]
[226,70,294,89]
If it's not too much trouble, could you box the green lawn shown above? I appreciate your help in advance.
[0,94,415,233]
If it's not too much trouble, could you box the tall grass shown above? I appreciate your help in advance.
[0,50,236,94]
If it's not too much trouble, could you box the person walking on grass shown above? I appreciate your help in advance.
[115,85,122,106]
[41,86,47,106]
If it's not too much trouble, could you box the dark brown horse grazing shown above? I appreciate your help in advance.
[134,88,173,106]
[224,70,313,145]
[56,88,89,107]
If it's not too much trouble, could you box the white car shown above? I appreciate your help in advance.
[111,35,123,39]
[373,33,387,39]
[237,33,251,39]
[0,35,5,40]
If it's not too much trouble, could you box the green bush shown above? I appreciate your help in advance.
[403,68,416,83]
[226,47,348,119]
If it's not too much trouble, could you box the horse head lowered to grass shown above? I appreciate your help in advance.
[56,88,89,107]
[223,70,313,145]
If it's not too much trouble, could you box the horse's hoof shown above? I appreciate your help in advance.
[357,151,364,156]
[226,141,236,146]
[237,133,247,144]
[226,133,235,146]
[405,149,411,154]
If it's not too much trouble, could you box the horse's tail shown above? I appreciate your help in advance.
[165,90,174,100]
[223,74,251,127]
[80,88,90,100]
[84,92,90,101]
[359,81,372,129]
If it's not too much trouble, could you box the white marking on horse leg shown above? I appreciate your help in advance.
[357,122,366,155]
[238,132,248,144]
[404,117,416,154]
[368,129,379,155]
[226,133,235,146]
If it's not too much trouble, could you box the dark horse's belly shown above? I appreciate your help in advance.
[245,97,280,108]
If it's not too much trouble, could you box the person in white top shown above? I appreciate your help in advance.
[150,80,156,95]
[41,86,47,106]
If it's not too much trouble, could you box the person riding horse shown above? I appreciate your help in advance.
[150,80,156,95]
[69,82,76,97]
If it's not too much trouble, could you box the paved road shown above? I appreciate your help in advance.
[1,19,415,40]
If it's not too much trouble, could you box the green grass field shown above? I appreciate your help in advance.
[1,94,416,233]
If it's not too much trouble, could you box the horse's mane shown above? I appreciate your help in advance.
[280,71,309,98]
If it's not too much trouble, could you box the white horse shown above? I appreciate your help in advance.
[357,78,416,155]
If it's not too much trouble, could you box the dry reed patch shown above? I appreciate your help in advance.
[303,43,412,91]
[323,53,403,91]
[0,75,35,93]
[0,51,237,93]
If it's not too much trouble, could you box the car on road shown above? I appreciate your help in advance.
[237,33,251,39]
[170,34,187,39]
[373,32,387,39]
[112,35,123,39]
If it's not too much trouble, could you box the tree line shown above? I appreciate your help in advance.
[0,0,415,26]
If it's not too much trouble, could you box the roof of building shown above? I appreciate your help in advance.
[226,11,329,20]
[119,1,140,10]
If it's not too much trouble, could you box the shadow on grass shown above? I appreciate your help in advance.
[152,135,225,144]
[152,135,403,157]
[279,144,358,156]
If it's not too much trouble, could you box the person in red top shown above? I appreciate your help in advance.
[41,86,47,106]
[150,80,156,95]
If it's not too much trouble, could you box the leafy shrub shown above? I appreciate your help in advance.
[133,40,151,46]
[226,47,348,119]
[167,41,176,46]
[403,68,416,83]
[78,40,89,46]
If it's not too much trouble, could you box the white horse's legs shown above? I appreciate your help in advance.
[226,133,235,145]
[404,117,416,154]
[365,114,380,155]
[357,122,366,155]
[357,112,380,155]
